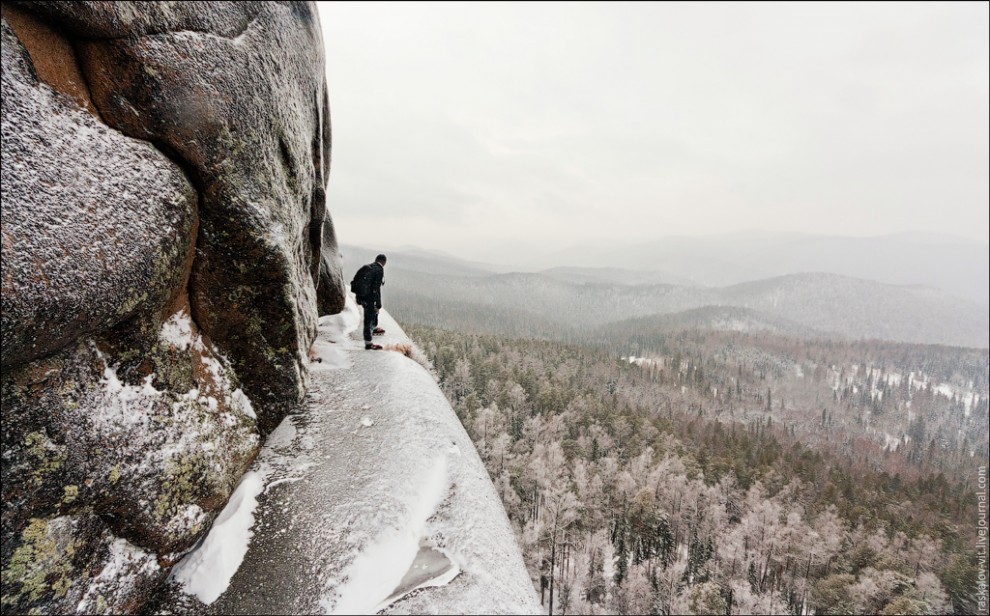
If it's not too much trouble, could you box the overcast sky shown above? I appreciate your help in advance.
[316,2,989,260]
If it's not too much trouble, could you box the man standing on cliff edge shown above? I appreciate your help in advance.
[351,253,387,350]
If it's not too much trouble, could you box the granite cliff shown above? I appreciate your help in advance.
[1,2,344,612]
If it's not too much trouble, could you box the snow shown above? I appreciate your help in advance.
[76,341,260,562]
[623,355,662,368]
[160,309,194,351]
[310,339,350,371]
[374,545,461,613]
[164,294,539,614]
[326,456,449,615]
[263,476,303,493]
[170,471,265,604]
[265,415,298,449]
[308,299,363,371]
[231,388,256,419]
[931,383,979,416]
[868,365,980,418]
[100,360,161,413]
[76,536,159,614]
[318,299,361,344]
[165,504,207,538]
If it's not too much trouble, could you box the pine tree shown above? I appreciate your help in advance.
[614,524,629,585]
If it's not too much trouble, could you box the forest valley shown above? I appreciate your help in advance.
[405,323,988,615]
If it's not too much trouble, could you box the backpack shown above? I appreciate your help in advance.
[350,264,373,299]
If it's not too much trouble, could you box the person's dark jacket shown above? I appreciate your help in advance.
[366,262,384,309]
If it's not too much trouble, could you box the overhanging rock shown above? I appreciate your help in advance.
[19,0,344,434]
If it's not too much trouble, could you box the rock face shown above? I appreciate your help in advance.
[33,0,339,434]
[318,219,347,317]
[0,16,196,370]
[0,2,343,613]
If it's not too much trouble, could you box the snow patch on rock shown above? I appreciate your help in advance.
[324,456,450,615]
[76,537,160,614]
[170,472,265,604]
[160,310,194,351]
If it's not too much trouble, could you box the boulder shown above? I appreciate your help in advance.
[1,2,342,612]
[1,319,260,614]
[54,0,341,434]
[0,17,195,370]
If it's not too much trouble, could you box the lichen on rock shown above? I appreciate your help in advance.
[0,513,165,615]
[1,335,260,612]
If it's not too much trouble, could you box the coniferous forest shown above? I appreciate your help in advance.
[405,322,988,615]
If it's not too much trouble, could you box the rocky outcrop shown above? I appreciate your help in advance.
[0,12,198,372]
[1,2,343,613]
[318,219,347,316]
[29,0,339,433]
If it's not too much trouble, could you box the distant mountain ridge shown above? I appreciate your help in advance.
[346,245,988,349]
[341,244,499,279]
[544,231,990,306]
[539,266,697,287]
[592,305,823,340]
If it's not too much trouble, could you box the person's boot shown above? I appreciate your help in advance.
[365,342,383,350]
[373,327,385,336]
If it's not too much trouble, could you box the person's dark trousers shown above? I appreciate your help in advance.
[361,299,377,343]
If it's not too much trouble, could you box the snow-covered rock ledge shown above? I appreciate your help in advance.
[163,297,540,614]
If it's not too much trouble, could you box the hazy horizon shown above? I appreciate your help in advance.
[339,227,990,308]
[341,229,990,282]
[346,227,990,266]
[317,2,989,262]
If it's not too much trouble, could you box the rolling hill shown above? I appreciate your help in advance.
[356,250,987,347]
